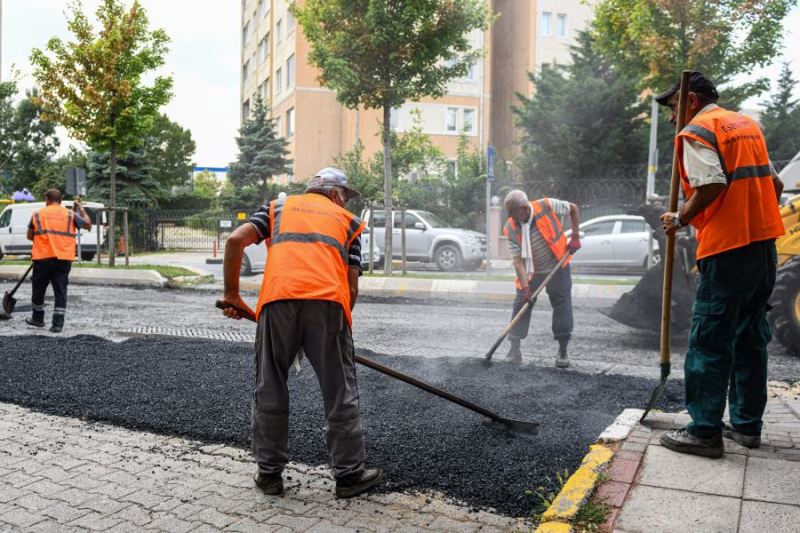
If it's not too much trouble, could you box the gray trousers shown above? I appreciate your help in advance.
[253,299,366,479]
[509,264,574,342]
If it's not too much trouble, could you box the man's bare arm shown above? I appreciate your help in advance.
[221,223,259,320]
[348,267,360,310]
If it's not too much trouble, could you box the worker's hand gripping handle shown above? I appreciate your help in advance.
[216,300,256,322]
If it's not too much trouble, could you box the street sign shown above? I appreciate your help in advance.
[219,220,232,228]
[237,212,247,220]
[65,167,87,196]
[487,145,496,182]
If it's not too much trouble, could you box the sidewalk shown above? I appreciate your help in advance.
[0,402,524,532]
[596,382,800,532]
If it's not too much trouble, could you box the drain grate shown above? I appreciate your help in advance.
[118,326,253,343]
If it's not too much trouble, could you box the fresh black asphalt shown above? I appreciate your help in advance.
[0,335,684,516]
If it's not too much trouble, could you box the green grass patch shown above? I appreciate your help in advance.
[0,260,196,280]
[361,271,638,285]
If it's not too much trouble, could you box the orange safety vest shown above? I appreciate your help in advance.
[31,204,77,261]
[503,198,571,289]
[256,193,365,326]
[677,107,785,260]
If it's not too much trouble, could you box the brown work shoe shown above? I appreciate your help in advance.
[254,471,284,495]
[660,427,723,459]
[335,468,383,498]
[723,424,761,449]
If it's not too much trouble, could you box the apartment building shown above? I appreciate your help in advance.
[240,0,593,183]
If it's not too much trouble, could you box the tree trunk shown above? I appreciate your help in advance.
[382,104,393,276]
[108,141,117,267]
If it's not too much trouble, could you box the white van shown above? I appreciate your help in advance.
[0,201,107,261]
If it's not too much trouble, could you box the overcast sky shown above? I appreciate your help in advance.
[1,1,799,167]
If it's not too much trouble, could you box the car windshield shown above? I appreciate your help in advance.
[417,211,450,228]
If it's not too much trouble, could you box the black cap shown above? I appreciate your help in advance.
[655,71,719,106]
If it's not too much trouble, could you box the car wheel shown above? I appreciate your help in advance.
[241,255,253,276]
[81,252,95,261]
[465,258,483,271]
[435,244,462,272]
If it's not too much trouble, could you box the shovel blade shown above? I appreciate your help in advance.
[483,417,540,435]
[640,378,667,422]
[2,292,16,315]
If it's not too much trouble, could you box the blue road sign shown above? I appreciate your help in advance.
[487,145,496,182]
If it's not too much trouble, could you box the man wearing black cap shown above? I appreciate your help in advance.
[654,72,785,458]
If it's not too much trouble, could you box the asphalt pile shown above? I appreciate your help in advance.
[0,335,684,516]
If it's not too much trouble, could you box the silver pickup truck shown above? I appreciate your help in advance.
[359,209,487,271]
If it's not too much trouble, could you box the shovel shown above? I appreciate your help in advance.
[483,250,574,365]
[1,263,34,317]
[215,300,540,435]
[641,70,691,423]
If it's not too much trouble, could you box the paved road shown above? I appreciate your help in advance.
[1,283,797,380]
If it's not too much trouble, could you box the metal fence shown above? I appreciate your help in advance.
[130,209,248,252]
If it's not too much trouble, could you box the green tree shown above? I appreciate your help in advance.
[514,32,649,185]
[762,62,800,162]
[593,0,797,103]
[0,83,61,194]
[87,146,160,207]
[228,96,291,202]
[192,170,222,199]
[143,114,196,191]
[30,0,173,265]
[294,0,492,274]
[30,147,88,198]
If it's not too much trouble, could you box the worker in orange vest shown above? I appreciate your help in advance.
[26,189,91,333]
[220,168,382,498]
[656,72,785,458]
[502,190,582,367]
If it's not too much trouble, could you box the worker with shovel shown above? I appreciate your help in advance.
[25,189,91,333]
[219,168,382,498]
[656,72,785,458]
[502,190,581,366]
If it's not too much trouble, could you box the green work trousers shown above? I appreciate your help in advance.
[685,239,777,438]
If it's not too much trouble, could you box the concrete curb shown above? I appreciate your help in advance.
[534,409,643,532]
[0,265,167,288]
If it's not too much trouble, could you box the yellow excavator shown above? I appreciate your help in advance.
[769,194,800,353]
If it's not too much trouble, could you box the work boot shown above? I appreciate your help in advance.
[25,316,45,328]
[49,325,62,333]
[660,427,723,459]
[555,339,570,369]
[722,424,761,449]
[505,339,522,364]
[335,468,383,498]
[253,471,284,495]
[51,315,64,334]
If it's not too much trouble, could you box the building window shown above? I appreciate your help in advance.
[242,99,250,121]
[541,12,551,37]
[275,67,282,94]
[462,109,475,134]
[557,14,567,37]
[287,108,295,136]
[261,78,270,102]
[446,160,457,178]
[259,36,269,63]
[276,19,282,43]
[261,0,269,18]
[242,59,250,81]
[286,54,296,89]
[287,9,295,32]
[445,107,458,133]
[275,116,282,138]
[465,63,477,81]
[390,108,400,130]
[242,21,251,44]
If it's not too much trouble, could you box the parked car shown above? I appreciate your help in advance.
[0,201,107,261]
[360,209,487,271]
[566,214,660,271]
[241,241,267,276]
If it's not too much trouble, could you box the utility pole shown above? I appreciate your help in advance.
[1,0,4,83]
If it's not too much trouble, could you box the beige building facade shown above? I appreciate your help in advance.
[240,0,594,184]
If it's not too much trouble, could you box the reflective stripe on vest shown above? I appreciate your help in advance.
[256,193,365,326]
[31,205,77,261]
[677,107,784,259]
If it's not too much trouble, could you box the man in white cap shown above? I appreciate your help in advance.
[502,190,581,366]
[221,168,382,498]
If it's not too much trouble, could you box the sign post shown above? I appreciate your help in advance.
[486,145,495,274]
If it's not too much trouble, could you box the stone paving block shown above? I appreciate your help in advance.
[608,456,641,484]
[171,502,207,520]
[41,500,93,523]
[638,445,746,497]
[616,485,740,533]
[620,440,647,453]
[744,456,800,505]
[106,520,149,533]
[62,473,109,491]
[191,506,238,529]
[112,503,156,527]
[68,510,123,531]
[595,481,630,508]
[224,517,278,533]
[739,501,800,533]
[305,519,356,533]
[0,484,28,503]
[35,466,79,483]
[145,512,196,533]
[12,493,59,512]
[0,506,46,528]
[1,470,43,488]
[266,512,322,530]
[122,489,171,510]
[78,494,132,514]
[50,486,92,507]
[88,481,139,499]
[426,515,481,532]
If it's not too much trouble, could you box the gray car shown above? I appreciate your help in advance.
[360,209,486,271]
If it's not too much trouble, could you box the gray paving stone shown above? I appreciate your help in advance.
[112,503,156,527]
[739,501,800,533]
[78,494,131,514]
[41,500,93,523]
[12,493,59,512]
[616,485,740,533]
[1,470,43,488]
[266,512,322,530]
[87,481,139,499]
[638,445,746,497]
[145,512,196,533]
[192,507,237,529]
[0,506,47,527]
[25,518,85,532]
[0,485,28,503]
[744,456,800,505]
[121,489,170,509]
[68,510,124,531]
